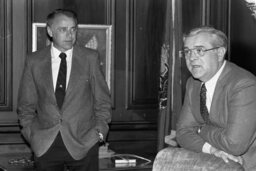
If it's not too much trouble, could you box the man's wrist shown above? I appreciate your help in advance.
[96,129,105,145]
[209,145,218,154]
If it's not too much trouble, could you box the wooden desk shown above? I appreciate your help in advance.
[0,153,153,171]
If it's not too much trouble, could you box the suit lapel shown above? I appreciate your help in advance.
[210,62,231,117]
[65,47,84,98]
[40,48,56,100]
[210,83,223,118]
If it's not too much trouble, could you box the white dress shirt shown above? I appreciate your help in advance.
[51,44,73,91]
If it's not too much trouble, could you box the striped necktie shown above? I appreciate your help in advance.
[200,83,209,123]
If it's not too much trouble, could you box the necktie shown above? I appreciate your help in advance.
[55,52,67,109]
[200,83,209,123]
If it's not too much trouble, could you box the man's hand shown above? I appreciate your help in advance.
[210,146,243,165]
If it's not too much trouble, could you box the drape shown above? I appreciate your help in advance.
[157,0,172,151]
[157,0,182,151]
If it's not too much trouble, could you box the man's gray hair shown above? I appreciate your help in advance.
[184,26,228,50]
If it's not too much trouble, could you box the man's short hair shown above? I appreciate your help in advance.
[184,26,228,50]
[46,9,78,27]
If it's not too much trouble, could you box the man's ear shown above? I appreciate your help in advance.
[217,47,226,61]
[47,26,53,38]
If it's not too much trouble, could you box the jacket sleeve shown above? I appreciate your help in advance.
[199,78,256,156]
[176,78,206,152]
[17,55,38,143]
[89,51,112,140]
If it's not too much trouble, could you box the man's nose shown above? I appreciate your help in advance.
[66,30,72,37]
[66,29,75,37]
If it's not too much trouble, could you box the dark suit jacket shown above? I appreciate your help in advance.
[17,45,112,160]
[176,61,256,170]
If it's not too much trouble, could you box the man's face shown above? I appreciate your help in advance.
[183,33,225,82]
[47,14,77,52]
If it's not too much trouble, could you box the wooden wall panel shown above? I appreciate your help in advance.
[32,0,108,24]
[0,0,12,111]
[0,0,30,147]
[125,0,163,109]
[112,0,160,123]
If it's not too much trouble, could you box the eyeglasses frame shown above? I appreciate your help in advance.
[182,46,221,59]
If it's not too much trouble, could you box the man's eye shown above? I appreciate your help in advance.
[196,48,204,53]
[196,48,204,54]
[70,28,77,32]
[184,50,190,55]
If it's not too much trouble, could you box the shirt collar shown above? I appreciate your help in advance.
[51,44,73,60]
[205,60,226,87]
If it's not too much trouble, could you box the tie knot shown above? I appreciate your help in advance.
[59,52,66,60]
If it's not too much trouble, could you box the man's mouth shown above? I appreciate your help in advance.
[191,65,201,69]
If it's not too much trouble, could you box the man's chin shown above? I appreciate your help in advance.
[63,45,73,51]
[191,73,203,80]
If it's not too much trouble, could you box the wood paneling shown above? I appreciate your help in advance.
[108,122,157,156]
[182,0,204,34]
[112,0,161,123]
[125,0,163,110]
[32,0,108,24]
[0,0,12,111]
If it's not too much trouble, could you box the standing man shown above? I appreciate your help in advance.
[175,26,256,170]
[17,9,112,171]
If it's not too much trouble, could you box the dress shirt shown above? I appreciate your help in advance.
[51,44,73,91]
[202,60,226,153]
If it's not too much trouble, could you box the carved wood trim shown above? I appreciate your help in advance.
[0,0,12,111]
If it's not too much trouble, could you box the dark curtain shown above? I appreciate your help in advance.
[157,0,183,151]
[157,0,172,151]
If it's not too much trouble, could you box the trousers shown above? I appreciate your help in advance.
[34,132,99,171]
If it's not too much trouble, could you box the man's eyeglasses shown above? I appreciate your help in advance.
[182,47,221,58]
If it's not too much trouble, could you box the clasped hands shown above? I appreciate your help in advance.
[210,146,243,165]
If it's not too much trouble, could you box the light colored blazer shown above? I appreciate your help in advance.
[176,61,256,170]
[17,45,112,160]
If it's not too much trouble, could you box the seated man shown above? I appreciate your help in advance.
[155,26,256,171]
